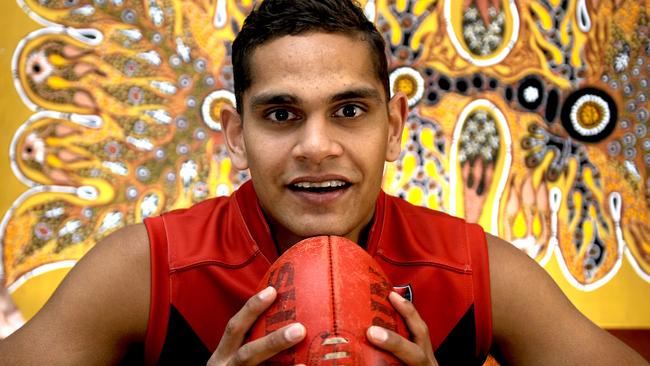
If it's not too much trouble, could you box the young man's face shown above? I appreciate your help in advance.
[223,32,407,249]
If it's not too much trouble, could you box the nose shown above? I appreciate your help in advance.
[291,116,343,164]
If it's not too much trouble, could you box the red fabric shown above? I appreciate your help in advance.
[468,224,493,358]
[143,215,170,366]
[143,181,492,364]
[367,192,492,353]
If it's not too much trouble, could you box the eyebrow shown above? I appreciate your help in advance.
[329,87,383,104]
[249,87,384,110]
[250,93,300,110]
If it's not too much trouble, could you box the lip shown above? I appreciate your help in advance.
[287,175,352,205]
[288,174,351,185]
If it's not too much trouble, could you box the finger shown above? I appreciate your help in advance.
[389,291,431,343]
[388,292,435,360]
[230,323,305,365]
[367,325,428,365]
[215,286,277,356]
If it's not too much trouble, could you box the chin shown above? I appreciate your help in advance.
[289,221,353,240]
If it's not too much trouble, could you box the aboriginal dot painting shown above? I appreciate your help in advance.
[1,0,649,327]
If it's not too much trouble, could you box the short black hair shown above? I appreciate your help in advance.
[232,0,389,113]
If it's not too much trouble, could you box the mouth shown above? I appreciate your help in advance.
[288,179,351,194]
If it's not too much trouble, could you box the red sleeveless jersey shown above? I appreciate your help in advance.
[143,181,492,365]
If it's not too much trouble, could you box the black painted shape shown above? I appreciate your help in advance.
[518,76,545,110]
[560,0,569,12]
[230,19,239,37]
[456,78,469,93]
[438,75,451,91]
[157,305,212,365]
[472,74,483,89]
[427,91,439,104]
[434,304,485,366]
[560,87,618,143]
[545,89,560,123]
[488,78,498,89]
[504,86,513,101]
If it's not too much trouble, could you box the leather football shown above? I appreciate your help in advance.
[248,235,408,365]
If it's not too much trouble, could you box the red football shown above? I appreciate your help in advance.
[248,236,408,365]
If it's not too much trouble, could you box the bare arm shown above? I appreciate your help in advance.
[0,224,151,365]
[488,234,647,365]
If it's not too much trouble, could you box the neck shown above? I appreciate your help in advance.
[263,213,375,255]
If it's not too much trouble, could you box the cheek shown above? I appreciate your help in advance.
[244,133,273,162]
[246,142,286,177]
[354,138,389,170]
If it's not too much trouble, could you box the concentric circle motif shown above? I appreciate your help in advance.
[389,67,425,107]
[201,90,236,131]
[561,88,617,142]
[517,76,544,110]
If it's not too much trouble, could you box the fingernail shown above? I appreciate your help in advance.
[258,286,274,300]
[369,326,388,343]
[390,291,407,302]
[284,323,305,341]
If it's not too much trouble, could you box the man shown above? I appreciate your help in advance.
[0,0,646,365]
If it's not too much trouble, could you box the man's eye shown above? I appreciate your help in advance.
[267,109,296,122]
[334,104,363,118]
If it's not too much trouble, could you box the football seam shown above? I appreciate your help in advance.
[327,236,338,337]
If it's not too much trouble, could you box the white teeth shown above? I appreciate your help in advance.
[293,180,346,189]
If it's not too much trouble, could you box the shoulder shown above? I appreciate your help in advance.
[164,195,230,216]
[100,222,150,259]
[96,224,151,286]
[486,234,647,365]
[148,195,237,233]
[79,224,150,291]
[381,193,472,240]
[53,223,151,337]
[378,193,486,265]
[383,193,466,225]
[145,194,259,267]
[486,233,568,321]
[0,223,151,363]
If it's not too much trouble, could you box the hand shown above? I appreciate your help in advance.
[207,286,306,366]
[366,292,438,366]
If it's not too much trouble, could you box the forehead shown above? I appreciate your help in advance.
[244,32,384,104]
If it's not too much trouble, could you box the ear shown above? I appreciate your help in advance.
[220,103,249,170]
[385,92,408,162]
